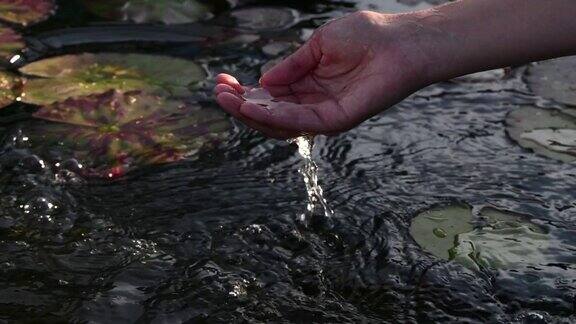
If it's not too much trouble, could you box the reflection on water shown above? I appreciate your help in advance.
[0,0,575,323]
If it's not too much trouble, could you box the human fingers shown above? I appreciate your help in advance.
[260,39,321,87]
[215,73,245,94]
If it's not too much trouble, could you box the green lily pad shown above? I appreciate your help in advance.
[0,26,23,63]
[410,204,474,260]
[0,70,20,108]
[506,106,576,162]
[411,204,550,271]
[0,0,56,26]
[19,53,206,105]
[82,0,212,24]
[452,208,549,271]
[23,90,229,178]
[525,56,576,106]
[231,7,300,31]
[521,129,576,156]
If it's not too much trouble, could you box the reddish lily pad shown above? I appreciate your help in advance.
[0,70,20,108]
[0,26,24,63]
[25,90,229,178]
[82,0,213,24]
[0,0,55,26]
[19,53,206,105]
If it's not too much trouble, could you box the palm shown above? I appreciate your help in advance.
[215,12,413,138]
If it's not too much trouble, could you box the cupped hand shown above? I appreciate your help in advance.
[215,11,433,139]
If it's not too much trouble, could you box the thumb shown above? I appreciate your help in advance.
[260,37,322,86]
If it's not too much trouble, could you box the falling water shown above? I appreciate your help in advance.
[289,136,333,222]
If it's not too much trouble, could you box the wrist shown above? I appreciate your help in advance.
[387,10,462,87]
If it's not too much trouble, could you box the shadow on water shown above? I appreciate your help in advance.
[0,0,575,323]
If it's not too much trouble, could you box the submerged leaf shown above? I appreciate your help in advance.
[0,0,55,26]
[0,26,23,63]
[231,7,300,31]
[521,129,576,156]
[411,204,550,271]
[506,106,576,162]
[83,0,212,24]
[410,204,474,260]
[0,69,20,108]
[526,56,576,106]
[452,208,549,271]
[20,53,206,105]
[24,90,229,178]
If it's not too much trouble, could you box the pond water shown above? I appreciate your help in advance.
[0,0,575,323]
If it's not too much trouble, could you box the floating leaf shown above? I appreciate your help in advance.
[411,205,550,271]
[506,106,576,162]
[19,53,206,105]
[521,129,576,156]
[409,204,474,260]
[525,56,576,106]
[452,208,549,271]
[0,0,55,26]
[231,7,300,31]
[23,90,229,178]
[0,70,20,108]
[0,26,23,63]
[82,0,213,24]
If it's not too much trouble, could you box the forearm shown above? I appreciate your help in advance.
[406,0,576,83]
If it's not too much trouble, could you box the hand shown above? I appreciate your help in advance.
[215,11,435,139]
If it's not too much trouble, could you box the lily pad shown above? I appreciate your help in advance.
[231,7,300,31]
[521,129,576,156]
[0,26,23,63]
[19,53,206,105]
[506,106,576,162]
[0,70,20,108]
[82,0,213,24]
[410,204,474,260]
[0,0,55,26]
[452,208,549,271]
[411,204,550,271]
[525,56,576,106]
[23,90,229,178]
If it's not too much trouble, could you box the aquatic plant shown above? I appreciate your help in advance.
[409,204,474,260]
[82,0,213,24]
[506,106,576,162]
[526,56,576,107]
[0,26,23,63]
[19,53,206,105]
[0,0,55,26]
[410,204,549,271]
[452,208,548,271]
[0,69,19,108]
[23,90,229,178]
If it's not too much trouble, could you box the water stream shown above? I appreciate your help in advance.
[290,136,334,222]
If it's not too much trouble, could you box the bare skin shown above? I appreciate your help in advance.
[215,0,576,139]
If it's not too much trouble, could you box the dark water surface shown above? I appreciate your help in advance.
[1,1,575,323]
